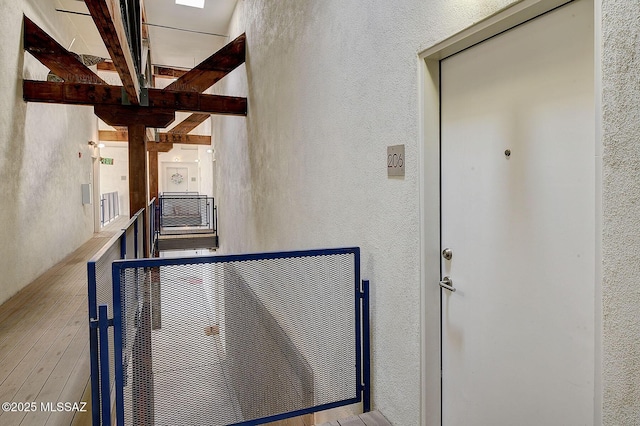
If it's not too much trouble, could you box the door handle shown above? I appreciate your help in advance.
[439,276,456,292]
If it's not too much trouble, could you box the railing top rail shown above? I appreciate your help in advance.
[160,192,201,197]
[88,231,126,264]
[88,207,146,264]
[112,247,360,269]
[120,207,145,229]
[160,195,212,199]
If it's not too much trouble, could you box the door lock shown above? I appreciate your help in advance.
[442,248,453,260]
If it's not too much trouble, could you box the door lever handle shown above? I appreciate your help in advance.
[439,276,456,292]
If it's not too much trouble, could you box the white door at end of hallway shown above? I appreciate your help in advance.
[440,0,595,424]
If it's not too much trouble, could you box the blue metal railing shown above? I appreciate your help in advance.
[88,198,156,425]
[89,244,370,425]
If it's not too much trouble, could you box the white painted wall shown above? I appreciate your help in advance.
[0,0,97,305]
[158,145,215,196]
[99,144,130,217]
[198,145,216,199]
[212,0,640,424]
[214,1,524,424]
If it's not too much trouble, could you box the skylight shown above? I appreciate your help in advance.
[175,0,205,8]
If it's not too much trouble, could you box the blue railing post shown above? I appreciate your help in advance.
[362,280,371,412]
[88,262,101,426]
[134,214,140,258]
[354,250,362,409]
[98,304,112,426]
[206,199,211,228]
[89,325,100,426]
[158,197,164,230]
[120,233,127,259]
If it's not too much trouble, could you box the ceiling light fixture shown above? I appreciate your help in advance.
[175,0,205,8]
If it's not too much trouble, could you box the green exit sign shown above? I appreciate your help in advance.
[100,157,114,165]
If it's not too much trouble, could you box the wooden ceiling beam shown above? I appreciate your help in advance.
[99,130,211,145]
[23,16,106,85]
[85,0,141,105]
[147,143,174,152]
[140,0,149,41]
[97,61,117,73]
[153,65,188,79]
[96,137,174,153]
[164,33,246,93]
[157,133,210,144]
[97,130,173,152]
[95,104,175,127]
[168,113,209,134]
[99,62,190,80]
[23,81,247,116]
[99,129,129,141]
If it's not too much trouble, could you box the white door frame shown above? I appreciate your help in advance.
[417,1,603,424]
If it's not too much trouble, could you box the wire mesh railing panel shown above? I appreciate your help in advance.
[159,196,213,232]
[113,248,360,426]
[228,255,357,409]
[125,226,136,260]
[117,263,241,426]
[136,214,145,258]
[149,199,157,253]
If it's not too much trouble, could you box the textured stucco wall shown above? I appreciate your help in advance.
[215,1,520,424]
[0,0,96,304]
[601,0,640,424]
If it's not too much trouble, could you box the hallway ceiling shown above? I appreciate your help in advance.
[56,0,238,73]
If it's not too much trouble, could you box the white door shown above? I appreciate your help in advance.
[440,1,594,424]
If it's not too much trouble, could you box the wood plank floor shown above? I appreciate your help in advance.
[0,217,129,426]
[316,411,392,426]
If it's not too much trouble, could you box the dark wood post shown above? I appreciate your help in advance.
[148,150,159,203]
[127,123,148,217]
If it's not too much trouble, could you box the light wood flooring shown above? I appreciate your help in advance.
[0,217,129,426]
[315,411,391,426]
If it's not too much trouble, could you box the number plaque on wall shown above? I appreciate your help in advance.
[387,145,405,177]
